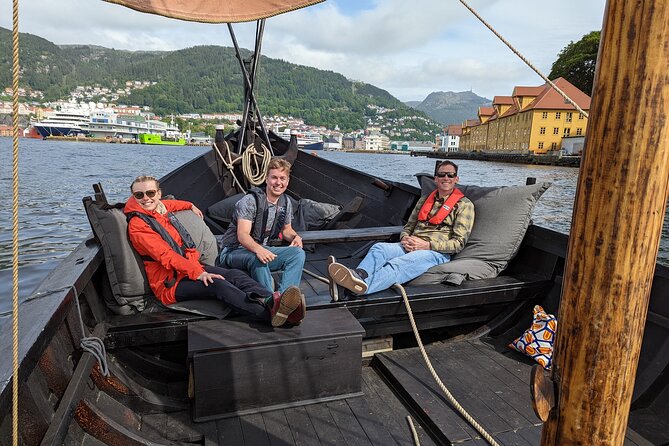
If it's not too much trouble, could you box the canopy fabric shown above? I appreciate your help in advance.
[103,0,324,23]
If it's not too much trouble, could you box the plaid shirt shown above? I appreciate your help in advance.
[400,192,475,254]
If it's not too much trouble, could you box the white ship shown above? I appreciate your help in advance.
[32,110,91,137]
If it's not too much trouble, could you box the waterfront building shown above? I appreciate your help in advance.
[364,131,390,151]
[458,78,590,154]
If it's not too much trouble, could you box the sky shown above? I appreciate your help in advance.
[0,0,607,102]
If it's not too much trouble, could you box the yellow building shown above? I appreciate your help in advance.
[458,78,590,154]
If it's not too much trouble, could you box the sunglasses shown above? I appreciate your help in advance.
[133,189,158,199]
[436,171,457,178]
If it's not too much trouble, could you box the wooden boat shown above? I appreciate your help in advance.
[2,1,667,445]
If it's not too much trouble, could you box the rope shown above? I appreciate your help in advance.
[393,283,501,446]
[10,0,21,443]
[68,286,110,377]
[212,140,246,192]
[457,0,589,119]
[407,415,421,446]
[241,141,271,186]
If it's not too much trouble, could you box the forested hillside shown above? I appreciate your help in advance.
[0,27,441,134]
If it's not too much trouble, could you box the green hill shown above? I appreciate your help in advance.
[0,27,441,136]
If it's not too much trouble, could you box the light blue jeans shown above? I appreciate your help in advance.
[219,246,305,292]
[357,242,450,294]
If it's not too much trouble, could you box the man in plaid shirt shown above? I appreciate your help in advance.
[328,161,475,295]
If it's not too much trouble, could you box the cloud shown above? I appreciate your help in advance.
[1,0,607,101]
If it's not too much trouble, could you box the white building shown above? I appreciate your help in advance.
[364,132,390,151]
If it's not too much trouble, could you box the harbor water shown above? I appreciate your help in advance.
[1,138,668,314]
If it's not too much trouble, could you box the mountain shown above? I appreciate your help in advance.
[407,91,491,125]
[0,27,442,137]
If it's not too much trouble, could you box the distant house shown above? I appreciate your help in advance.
[323,136,341,150]
[364,132,390,151]
[438,125,462,152]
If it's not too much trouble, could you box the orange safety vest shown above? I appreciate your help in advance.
[417,188,465,225]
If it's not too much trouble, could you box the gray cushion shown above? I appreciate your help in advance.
[207,193,245,224]
[409,178,550,285]
[84,198,221,314]
[84,200,151,315]
[173,210,218,266]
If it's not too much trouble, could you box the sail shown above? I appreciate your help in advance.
[103,0,324,23]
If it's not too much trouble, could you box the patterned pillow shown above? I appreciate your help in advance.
[509,305,557,370]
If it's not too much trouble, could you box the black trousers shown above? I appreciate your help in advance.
[175,265,271,321]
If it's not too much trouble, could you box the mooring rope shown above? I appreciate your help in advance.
[457,0,589,119]
[212,140,246,192]
[10,0,21,443]
[241,141,271,186]
[68,286,110,377]
[407,415,421,446]
[394,283,501,446]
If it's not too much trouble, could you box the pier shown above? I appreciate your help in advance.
[410,150,581,167]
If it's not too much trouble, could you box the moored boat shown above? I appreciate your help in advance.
[138,132,186,145]
[31,109,90,137]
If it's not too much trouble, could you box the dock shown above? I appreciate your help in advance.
[410,150,581,167]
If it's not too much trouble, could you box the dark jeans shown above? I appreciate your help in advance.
[175,265,272,321]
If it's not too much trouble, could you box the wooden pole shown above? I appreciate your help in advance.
[541,0,669,445]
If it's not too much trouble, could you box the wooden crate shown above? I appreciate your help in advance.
[188,308,364,421]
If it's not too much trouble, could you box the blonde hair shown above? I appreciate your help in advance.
[268,158,292,174]
[130,175,160,192]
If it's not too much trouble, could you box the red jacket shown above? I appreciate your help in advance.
[124,197,204,305]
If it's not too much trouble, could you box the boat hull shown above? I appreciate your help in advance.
[33,125,88,138]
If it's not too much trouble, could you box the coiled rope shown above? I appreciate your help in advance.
[241,141,271,186]
[458,0,589,119]
[10,0,21,443]
[393,283,501,446]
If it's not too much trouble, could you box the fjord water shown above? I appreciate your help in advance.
[1,138,667,313]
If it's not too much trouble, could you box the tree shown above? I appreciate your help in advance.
[549,31,601,95]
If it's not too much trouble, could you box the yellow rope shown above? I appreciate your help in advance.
[241,142,271,186]
[457,0,589,119]
[394,284,501,446]
[11,0,21,444]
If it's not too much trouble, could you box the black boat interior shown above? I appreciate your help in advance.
[1,142,668,445]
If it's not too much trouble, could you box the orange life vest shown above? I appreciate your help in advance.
[417,188,465,225]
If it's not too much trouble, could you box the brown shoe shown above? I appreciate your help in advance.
[286,290,306,325]
[270,286,302,327]
[328,262,368,294]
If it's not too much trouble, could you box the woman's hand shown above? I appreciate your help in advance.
[197,271,224,286]
[191,205,203,218]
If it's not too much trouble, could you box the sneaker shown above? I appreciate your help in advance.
[328,261,368,294]
[286,290,306,325]
[270,286,302,327]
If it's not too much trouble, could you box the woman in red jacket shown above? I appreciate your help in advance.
[125,175,304,327]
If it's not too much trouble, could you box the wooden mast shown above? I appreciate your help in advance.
[541,0,669,444]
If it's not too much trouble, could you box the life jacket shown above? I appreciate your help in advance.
[247,187,287,244]
[126,211,196,287]
[417,188,465,225]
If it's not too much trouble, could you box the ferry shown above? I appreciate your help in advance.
[31,109,90,137]
[138,132,186,145]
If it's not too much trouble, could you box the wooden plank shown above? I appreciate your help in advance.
[468,340,533,386]
[261,410,296,446]
[298,226,402,244]
[306,404,348,445]
[431,341,538,427]
[284,406,320,446]
[394,347,510,436]
[164,410,201,443]
[345,393,401,446]
[373,349,476,443]
[360,368,437,446]
[516,424,543,445]
[326,399,374,446]
[240,413,271,446]
[494,430,534,446]
[217,417,245,445]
